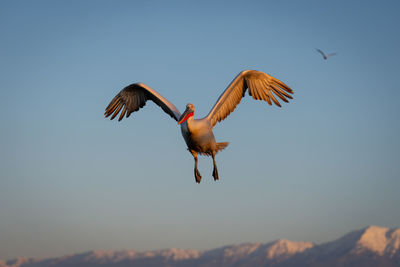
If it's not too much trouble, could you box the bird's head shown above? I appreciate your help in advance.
[178,103,195,125]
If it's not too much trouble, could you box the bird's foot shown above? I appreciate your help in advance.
[195,169,202,183]
[212,167,219,181]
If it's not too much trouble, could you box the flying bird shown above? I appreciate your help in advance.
[105,70,293,183]
[316,48,337,60]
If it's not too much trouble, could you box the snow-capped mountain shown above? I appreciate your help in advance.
[284,225,400,267]
[1,225,399,267]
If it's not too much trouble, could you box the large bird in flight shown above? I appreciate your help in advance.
[105,70,293,183]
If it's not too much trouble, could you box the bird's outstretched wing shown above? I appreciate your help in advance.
[316,48,327,59]
[205,70,293,127]
[105,83,181,122]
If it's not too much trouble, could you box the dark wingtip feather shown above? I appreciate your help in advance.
[118,105,127,121]
[275,93,289,103]
[104,97,122,118]
[274,100,282,107]
[110,103,123,120]
[105,94,119,110]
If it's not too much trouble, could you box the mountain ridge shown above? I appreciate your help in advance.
[1,225,399,267]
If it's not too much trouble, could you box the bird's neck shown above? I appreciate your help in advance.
[185,116,195,132]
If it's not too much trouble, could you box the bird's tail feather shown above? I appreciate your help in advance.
[216,142,229,153]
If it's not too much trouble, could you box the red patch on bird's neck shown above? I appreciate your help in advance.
[178,112,194,124]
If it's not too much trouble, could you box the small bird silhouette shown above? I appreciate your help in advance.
[316,48,337,60]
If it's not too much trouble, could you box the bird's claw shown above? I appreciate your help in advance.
[195,169,202,183]
[212,167,219,181]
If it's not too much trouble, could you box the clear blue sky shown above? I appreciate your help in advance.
[1,0,399,260]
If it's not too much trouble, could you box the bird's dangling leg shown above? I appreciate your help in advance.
[212,153,219,181]
[190,150,202,183]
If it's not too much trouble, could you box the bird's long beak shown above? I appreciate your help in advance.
[178,109,194,125]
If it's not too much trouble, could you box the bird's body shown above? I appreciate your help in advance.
[181,118,216,155]
[105,70,293,183]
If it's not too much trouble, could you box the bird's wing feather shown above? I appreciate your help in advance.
[205,70,293,127]
[316,48,327,58]
[105,83,181,122]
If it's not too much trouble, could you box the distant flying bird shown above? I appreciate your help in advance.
[105,70,293,183]
[316,48,337,60]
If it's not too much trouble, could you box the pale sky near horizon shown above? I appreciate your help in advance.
[1,0,400,260]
